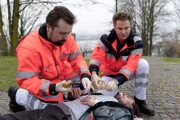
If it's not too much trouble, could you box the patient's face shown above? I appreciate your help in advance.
[116,92,134,108]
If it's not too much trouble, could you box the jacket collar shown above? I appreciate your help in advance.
[107,29,134,47]
[38,23,59,49]
[39,23,49,41]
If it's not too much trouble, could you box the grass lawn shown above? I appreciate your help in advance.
[0,57,91,91]
[2,56,179,91]
[163,57,180,63]
[0,56,18,91]
[85,59,90,64]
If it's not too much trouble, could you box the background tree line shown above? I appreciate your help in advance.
[0,0,98,56]
[0,0,180,57]
[114,0,176,56]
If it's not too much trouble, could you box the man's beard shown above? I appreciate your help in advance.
[53,39,66,46]
[49,32,67,46]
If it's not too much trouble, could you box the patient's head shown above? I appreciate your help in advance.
[116,92,140,116]
[116,92,134,108]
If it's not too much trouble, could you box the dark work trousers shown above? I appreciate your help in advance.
[0,105,71,120]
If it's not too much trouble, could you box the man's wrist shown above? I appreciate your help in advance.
[92,71,97,75]
[115,73,128,85]
[81,73,91,80]
[90,102,104,111]
[116,73,128,81]
[89,64,99,74]
[49,84,59,95]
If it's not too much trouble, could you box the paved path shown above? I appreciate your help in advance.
[0,92,11,115]
[0,57,180,120]
[122,57,180,120]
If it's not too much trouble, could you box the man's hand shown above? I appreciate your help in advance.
[55,80,72,92]
[106,74,128,91]
[82,77,91,94]
[91,72,102,89]
[105,79,119,91]
[71,87,82,98]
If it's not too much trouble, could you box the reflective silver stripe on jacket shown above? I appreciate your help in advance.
[80,67,89,73]
[67,72,79,82]
[40,80,59,98]
[97,41,107,51]
[131,48,142,55]
[89,59,101,67]
[69,49,82,60]
[40,80,50,97]
[119,68,132,78]
[133,36,142,43]
[17,72,39,78]
[106,53,115,59]
[121,56,128,61]
[74,72,78,77]
[42,95,59,99]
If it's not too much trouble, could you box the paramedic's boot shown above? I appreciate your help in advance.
[134,97,155,116]
[8,86,25,113]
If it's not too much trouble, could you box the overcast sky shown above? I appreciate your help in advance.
[66,0,179,38]
[68,0,115,34]
[1,0,179,40]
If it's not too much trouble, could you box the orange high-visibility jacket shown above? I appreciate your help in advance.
[16,26,90,103]
[89,29,143,79]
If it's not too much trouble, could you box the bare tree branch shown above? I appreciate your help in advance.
[19,0,34,13]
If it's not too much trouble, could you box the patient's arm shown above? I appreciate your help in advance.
[80,96,100,106]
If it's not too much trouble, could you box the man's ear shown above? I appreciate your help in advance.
[46,24,51,32]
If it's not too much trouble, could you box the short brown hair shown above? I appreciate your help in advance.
[46,6,76,27]
[112,12,132,25]
[132,103,141,117]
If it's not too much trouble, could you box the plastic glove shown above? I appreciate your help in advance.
[91,72,103,89]
[55,80,72,92]
[105,79,119,91]
[82,77,91,94]
[80,96,100,106]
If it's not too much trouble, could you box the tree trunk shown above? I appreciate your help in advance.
[148,0,155,56]
[9,0,20,56]
[7,0,12,38]
[115,0,118,13]
[141,0,149,56]
[0,4,8,56]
